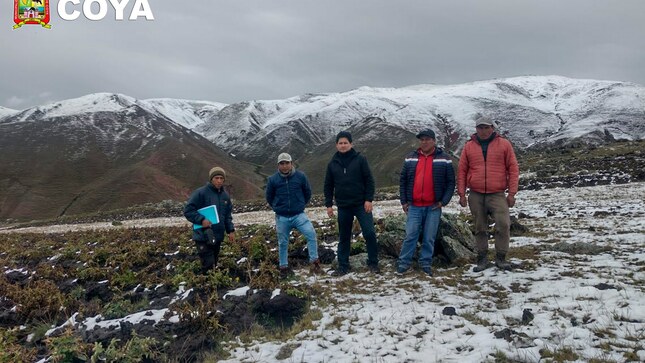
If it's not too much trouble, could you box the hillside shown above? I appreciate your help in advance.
[0,94,263,221]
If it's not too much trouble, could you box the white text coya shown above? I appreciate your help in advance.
[58,0,154,21]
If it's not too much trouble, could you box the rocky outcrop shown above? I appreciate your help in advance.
[378,213,476,266]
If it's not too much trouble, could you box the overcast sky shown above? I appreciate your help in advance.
[2,0,644,109]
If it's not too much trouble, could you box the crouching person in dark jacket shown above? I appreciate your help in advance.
[184,167,236,274]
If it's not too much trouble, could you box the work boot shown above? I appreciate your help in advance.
[495,252,512,271]
[473,251,492,272]
[309,259,322,275]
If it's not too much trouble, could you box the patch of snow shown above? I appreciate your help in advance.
[223,286,250,299]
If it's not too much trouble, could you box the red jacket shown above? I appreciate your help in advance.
[457,134,519,197]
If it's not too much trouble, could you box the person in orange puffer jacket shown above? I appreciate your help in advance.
[458,115,519,272]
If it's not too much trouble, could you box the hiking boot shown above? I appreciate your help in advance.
[473,252,492,272]
[368,264,381,274]
[279,266,293,279]
[309,259,322,275]
[421,266,433,276]
[495,252,512,271]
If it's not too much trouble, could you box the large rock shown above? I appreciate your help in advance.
[378,213,476,266]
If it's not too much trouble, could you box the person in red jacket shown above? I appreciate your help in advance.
[458,115,519,272]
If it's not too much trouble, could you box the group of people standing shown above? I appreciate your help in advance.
[184,115,519,277]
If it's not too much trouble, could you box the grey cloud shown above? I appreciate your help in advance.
[2,0,644,109]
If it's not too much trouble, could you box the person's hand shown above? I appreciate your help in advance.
[228,232,236,243]
[327,207,335,218]
[201,219,212,228]
[364,201,373,214]
[431,201,443,210]
[402,203,409,214]
[507,194,516,208]
[459,195,467,207]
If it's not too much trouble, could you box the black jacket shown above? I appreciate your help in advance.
[324,149,375,208]
[184,183,234,243]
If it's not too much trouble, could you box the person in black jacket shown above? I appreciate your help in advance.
[266,153,321,277]
[184,167,236,274]
[324,131,380,275]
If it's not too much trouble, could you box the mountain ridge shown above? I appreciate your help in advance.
[2,75,644,220]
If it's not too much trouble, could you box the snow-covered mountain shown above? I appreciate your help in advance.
[142,98,227,130]
[197,75,644,163]
[5,93,226,131]
[0,106,18,121]
[2,75,644,219]
[0,93,259,220]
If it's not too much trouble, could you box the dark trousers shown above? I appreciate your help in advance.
[337,205,379,271]
[195,240,222,274]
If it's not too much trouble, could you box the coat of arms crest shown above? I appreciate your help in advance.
[13,0,51,29]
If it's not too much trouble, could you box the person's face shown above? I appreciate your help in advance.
[418,136,436,154]
[476,124,494,139]
[336,137,352,153]
[278,161,292,174]
[211,175,225,188]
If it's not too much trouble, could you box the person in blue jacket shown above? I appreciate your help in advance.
[397,129,455,276]
[184,167,236,274]
[266,153,321,277]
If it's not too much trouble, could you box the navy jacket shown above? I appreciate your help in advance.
[265,169,312,217]
[324,149,375,208]
[184,183,234,243]
[400,147,455,207]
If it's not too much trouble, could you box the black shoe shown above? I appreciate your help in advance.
[396,266,410,275]
[279,266,293,279]
[331,268,349,277]
[421,266,432,276]
[368,265,381,274]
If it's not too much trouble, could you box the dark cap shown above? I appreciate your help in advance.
[416,129,436,139]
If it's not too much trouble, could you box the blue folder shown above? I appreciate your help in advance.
[193,205,220,230]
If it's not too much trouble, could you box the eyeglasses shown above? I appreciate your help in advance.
[476,125,492,129]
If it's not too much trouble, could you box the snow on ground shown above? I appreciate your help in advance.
[2,183,644,362]
[219,183,645,363]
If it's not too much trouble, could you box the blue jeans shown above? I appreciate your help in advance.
[398,206,442,269]
[276,213,318,267]
[337,205,379,271]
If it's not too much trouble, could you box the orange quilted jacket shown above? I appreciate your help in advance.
[457,134,519,196]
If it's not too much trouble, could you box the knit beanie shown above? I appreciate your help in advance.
[209,167,226,181]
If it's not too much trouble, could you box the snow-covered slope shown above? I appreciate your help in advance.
[4,93,227,131]
[0,106,19,122]
[3,75,643,165]
[142,98,227,130]
[0,93,260,220]
[198,76,645,161]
